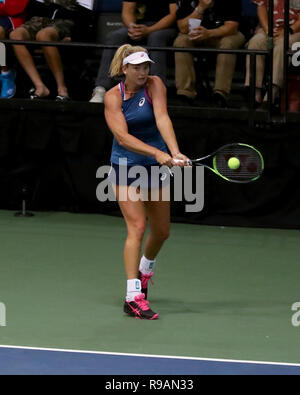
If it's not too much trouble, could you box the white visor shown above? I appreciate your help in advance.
[123,51,154,66]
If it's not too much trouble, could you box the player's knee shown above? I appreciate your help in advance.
[162,228,170,241]
[130,221,147,241]
[155,227,170,242]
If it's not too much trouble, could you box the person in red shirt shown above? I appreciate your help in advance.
[0,0,30,98]
[245,0,300,108]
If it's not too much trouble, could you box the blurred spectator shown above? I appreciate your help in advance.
[90,0,177,103]
[9,0,92,100]
[0,0,30,98]
[245,0,300,109]
[174,0,245,107]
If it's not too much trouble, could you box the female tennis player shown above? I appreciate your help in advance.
[104,44,189,320]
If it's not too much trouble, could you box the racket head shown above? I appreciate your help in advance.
[207,143,264,183]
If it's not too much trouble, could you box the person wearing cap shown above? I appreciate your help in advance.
[90,0,177,103]
[174,0,245,107]
[104,44,189,319]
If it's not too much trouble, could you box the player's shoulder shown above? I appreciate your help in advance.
[147,76,167,97]
[104,84,122,107]
[147,76,166,93]
[147,75,163,86]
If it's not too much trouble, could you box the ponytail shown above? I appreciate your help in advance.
[110,44,149,77]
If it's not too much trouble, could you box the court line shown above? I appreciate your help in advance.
[1,344,300,367]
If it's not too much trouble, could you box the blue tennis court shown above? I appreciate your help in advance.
[1,346,300,375]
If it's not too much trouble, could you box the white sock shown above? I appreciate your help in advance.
[126,279,142,302]
[139,255,156,275]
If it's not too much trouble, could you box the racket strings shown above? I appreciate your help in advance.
[214,146,263,182]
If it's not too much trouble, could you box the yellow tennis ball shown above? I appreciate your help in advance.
[228,157,240,170]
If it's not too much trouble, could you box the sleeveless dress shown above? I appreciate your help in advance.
[109,81,169,188]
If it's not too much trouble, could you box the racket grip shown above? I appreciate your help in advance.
[173,159,184,164]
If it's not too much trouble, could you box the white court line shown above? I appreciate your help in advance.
[0,344,300,367]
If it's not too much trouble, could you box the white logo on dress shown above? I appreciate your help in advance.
[160,173,167,181]
[139,97,145,107]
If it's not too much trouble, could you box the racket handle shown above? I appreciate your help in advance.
[173,159,184,164]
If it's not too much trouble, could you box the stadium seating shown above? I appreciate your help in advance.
[242,0,257,17]
[94,0,122,13]
[94,0,123,43]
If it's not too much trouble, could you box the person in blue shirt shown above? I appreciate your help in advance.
[104,44,189,319]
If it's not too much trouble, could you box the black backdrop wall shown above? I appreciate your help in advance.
[0,101,299,229]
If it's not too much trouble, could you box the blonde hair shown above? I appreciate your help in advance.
[109,44,149,77]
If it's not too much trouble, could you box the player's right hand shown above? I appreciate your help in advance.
[155,151,174,167]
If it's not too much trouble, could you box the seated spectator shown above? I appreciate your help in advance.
[90,0,177,103]
[9,0,88,100]
[245,0,300,109]
[174,0,245,107]
[0,0,30,98]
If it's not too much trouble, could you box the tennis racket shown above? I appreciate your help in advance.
[174,143,264,183]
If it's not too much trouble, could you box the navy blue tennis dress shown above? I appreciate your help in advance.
[110,81,169,187]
